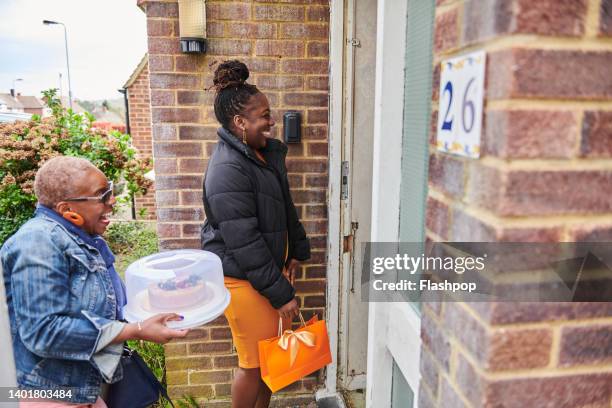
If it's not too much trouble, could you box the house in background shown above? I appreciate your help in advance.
[136,0,612,407]
[124,53,157,220]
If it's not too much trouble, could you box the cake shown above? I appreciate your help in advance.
[148,274,207,310]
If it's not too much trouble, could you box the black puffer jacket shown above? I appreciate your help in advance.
[201,127,310,308]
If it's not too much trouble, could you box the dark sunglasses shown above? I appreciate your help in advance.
[65,181,114,205]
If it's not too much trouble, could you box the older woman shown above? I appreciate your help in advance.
[1,156,188,408]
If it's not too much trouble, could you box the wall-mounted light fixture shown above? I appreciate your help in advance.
[178,0,207,54]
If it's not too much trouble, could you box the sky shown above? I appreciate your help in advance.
[0,0,147,101]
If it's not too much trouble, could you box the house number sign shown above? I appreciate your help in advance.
[436,50,486,158]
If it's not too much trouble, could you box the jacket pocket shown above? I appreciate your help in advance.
[66,251,103,312]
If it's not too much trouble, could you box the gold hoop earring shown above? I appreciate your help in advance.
[242,128,247,145]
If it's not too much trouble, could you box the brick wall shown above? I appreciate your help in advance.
[127,59,157,220]
[140,0,329,405]
[422,1,612,407]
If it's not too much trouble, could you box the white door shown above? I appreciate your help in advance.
[366,0,435,406]
[337,0,378,391]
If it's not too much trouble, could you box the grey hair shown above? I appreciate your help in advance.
[34,156,99,208]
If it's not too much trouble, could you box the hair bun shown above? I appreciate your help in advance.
[213,60,250,92]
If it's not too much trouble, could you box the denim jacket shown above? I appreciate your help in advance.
[1,209,126,404]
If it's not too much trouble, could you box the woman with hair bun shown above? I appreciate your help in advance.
[201,60,310,407]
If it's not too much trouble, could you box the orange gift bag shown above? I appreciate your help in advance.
[258,313,332,392]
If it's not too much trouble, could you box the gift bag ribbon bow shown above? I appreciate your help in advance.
[277,330,316,367]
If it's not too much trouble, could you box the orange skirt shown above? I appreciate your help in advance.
[224,276,291,369]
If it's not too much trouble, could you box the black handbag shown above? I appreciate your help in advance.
[106,346,174,408]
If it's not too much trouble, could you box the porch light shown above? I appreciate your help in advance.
[178,0,207,54]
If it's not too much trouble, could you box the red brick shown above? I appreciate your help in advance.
[435,8,459,53]
[177,90,215,105]
[146,2,178,18]
[147,18,174,37]
[302,125,328,140]
[254,5,305,21]
[494,303,612,326]
[152,124,177,141]
[286,143,305,157]
[189,341,233,354]
[211,327,233,340]
[439,378,467,408]
[190,370,232,385]
[428,153,465,199]
[157,222,181,237]
[419,348,440,397]
[425,196,449,239]
[281,23,328,39]
[307,109,328,124]
[155,175,203,190]
[207,39,252,56]
[489,328,552,371]
[166,371,188,386]
[515,0,587,36]
[581,111,612,157]
[166,356,212,371]
[286,159,327,173]
[255,76,304,92]
[164,342,187,356]
[237,57,279,73]
[483,110,578,159]
[179,158,206,173]
[154,142,202,158]
[303,295,325,308]
[226,22,276,38]
[484,373,612,408]
[471,167,612,216]
[182,223,201,237]
[154,158,178,174]
[288,174,303,188]
[307,6,329,22]
[179,125,218,141]
[487,49,612,100]
[150,73,200,90]
[175,55,205,72]
[307,142,328,156]
[214,383,232,397]
[160,238,201,250]
[443,303,490,364]
[571,224,612,241]
[306,41,329,57]
[282,59,328,74]
[302,220,327,235]
[463,0,586,43]
[207,3,250,20]
[304,204,326,219]
[284,92,327,107]
[207,21,225,37]
[560,324,612,366]
[418,383,436,408]
[152,107,200,123]
[305,76,328,91]
[150,90,174,106]
[213,355,239,369]
[421,313,451,372]
[602,0,612,36]
[148,37,181,54]
[168,385,213,400]
[305,265,326,279]
[158,208,204,222]
[294,279,326,293]
[255,40,305,57]
[305,174,328,188]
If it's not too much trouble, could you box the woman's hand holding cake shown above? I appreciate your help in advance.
[113,313,188,344]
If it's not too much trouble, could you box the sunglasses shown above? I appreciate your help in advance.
[65,181,114,205]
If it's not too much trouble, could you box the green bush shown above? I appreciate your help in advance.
[105,221,158,276]
[0,89,152,245]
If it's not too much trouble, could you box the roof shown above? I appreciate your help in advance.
[16,95,44,109]
[123,54,149,89]
[0,94,24,109]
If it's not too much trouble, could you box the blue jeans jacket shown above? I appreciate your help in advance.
[1,211,124,404]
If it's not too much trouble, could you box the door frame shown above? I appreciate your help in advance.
[366,0,422,406]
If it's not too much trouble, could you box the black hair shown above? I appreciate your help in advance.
[212,60,260,129]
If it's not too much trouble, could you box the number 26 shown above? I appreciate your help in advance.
[441,78,476,133]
